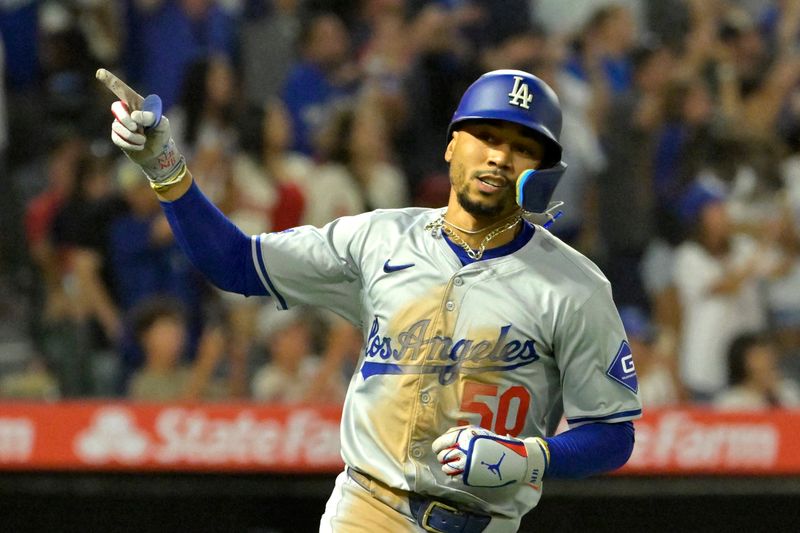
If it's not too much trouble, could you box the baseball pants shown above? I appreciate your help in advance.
[319,470,521,532]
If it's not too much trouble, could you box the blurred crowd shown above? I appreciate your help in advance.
[1,0,800,411]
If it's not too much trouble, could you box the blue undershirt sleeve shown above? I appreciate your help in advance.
[544,421,634,479]
[161,181,268,296]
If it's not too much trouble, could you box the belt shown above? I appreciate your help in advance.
[346,468,491,533]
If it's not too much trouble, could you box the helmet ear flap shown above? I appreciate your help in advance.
[516,163,567,213]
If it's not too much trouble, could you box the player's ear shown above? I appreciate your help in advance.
[444,131,458,163]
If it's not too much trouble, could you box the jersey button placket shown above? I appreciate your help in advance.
[445,301,455,311]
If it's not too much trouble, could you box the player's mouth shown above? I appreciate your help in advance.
[475,173,510,193]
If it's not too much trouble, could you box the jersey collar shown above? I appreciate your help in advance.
[442,220,535,266]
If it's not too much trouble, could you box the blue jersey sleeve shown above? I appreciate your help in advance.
[161,181,268,297]
[544,421,634,479]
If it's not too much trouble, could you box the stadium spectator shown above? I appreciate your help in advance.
[0,356,60,400]
[23,136,85,395]
[772,136,800,378]
[563,4,638,97]
[394,3,475,202]
[239,0,302,108]
[309,96,409,226]
[50,146,127,395]
[208,100,311,396]
[123,0,236,111]
[256,99,316,230]
[717,7,800,137]
[170,54,241,210]
[347,93,409,209]
[672,181,772,401]
[251,307,344,403]
[303,312,363,404]
[6,0,800,407]
[301,104,366,226]
[651,76,718,245]
[109,163,207,315]
[595,41,674,309]
[39,16,102,142]
[127,297,227,401]
[108,162,209,389]
[355,0,412,120]
[714,332,800,409]
[51,148,126,344]
[173,55,238,152]
[233,99,310,233]
[539,37,606,250]
[281,11,358,155]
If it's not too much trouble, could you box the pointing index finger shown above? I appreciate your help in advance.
[96,68,144,110]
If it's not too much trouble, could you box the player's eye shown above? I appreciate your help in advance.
[514,143,542,159]
[475,128,500,144]
[515,144,534,157]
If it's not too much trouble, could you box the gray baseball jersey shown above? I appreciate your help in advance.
[253,207,642,520]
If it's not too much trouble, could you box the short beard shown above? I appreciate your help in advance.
[450,161,514,218]
[456,189,507,218]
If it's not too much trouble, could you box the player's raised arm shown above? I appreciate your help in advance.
[98,69,193,201]
[99,70,267,297]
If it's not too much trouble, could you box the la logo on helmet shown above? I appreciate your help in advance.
[508,76,533,109]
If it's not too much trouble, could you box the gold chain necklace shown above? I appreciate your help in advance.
[440,210,522,235]
[425,212,522,260]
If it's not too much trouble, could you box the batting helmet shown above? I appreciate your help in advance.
[448,70,567,213]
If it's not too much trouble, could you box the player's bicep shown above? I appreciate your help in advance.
[253,217,368,323]
[554,285,642,427]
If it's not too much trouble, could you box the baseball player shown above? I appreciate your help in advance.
[103,68,641,532]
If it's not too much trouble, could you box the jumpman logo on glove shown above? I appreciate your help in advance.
[481,452,506,480]
[433,425,548,488]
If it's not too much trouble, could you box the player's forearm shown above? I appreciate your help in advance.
[160,179,268,296]
[543,421,634,479]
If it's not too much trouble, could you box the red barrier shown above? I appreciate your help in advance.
[0,402,344,472]
[620,408,800,475]
[1,403,799,474]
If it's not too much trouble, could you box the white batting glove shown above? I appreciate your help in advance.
[432,425,549,488]
[110,96,185,187]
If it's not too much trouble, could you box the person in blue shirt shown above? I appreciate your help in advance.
[123,0,235,111]
[281,12,358,155]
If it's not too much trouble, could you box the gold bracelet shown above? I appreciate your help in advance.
[150,161,188,193]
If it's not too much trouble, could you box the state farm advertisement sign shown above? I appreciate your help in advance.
[0,403,343,472]
[1,404,799,474]
[621,409,800,475]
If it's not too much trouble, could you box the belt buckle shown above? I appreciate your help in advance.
[421,500,460,533]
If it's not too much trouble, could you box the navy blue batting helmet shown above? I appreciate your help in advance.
[448,70,567,213]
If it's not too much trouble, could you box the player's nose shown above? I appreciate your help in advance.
[486,142,513,170]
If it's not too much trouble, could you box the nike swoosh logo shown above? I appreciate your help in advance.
[383,260,415,273]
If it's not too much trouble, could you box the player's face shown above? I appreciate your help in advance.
[445,121,544,219]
